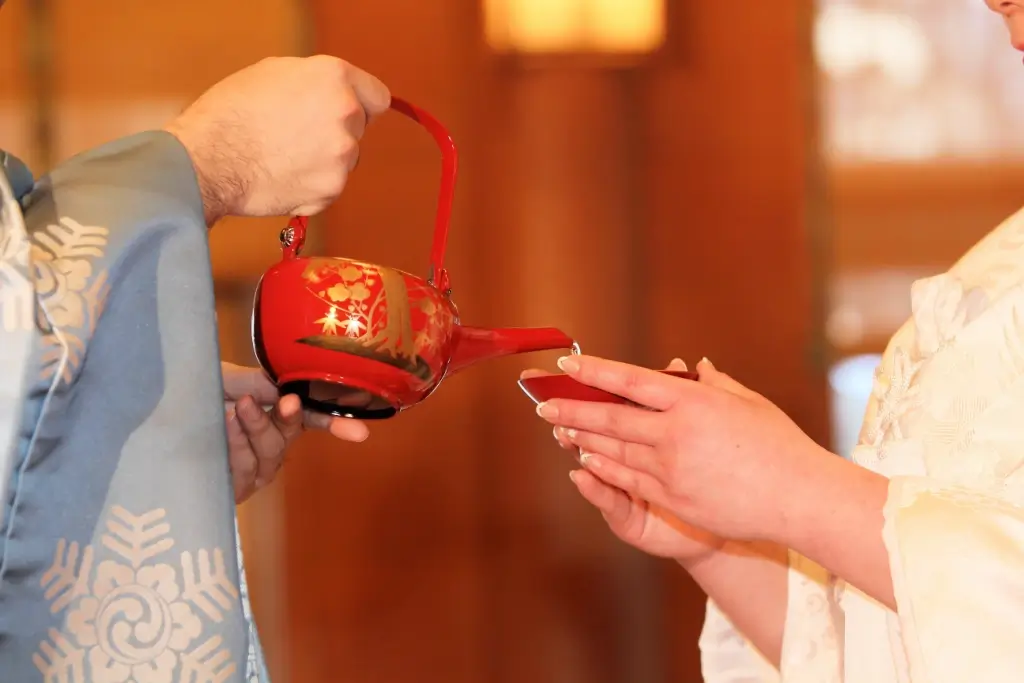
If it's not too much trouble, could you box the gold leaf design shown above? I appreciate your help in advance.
[35,506,240,683]
[372,268,415,360]
[302,259,418,362]
[297,334,433,382]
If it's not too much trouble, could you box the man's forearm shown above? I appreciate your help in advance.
[162,122,244,227]
[683,539,789,668]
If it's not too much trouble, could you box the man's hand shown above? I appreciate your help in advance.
[222,362,370,503]
[165,56,391,224]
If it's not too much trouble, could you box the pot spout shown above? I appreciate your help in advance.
[447,325,576,375]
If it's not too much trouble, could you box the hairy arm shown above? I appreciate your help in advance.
[163,118,248,226]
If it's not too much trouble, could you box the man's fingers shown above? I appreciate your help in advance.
[270,395,305,444]
[222,363,279,404]
[237,395,287,486]
[341,61,391,119]
[226,409,258,503]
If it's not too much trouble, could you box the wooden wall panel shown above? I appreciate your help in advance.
[283,3,491,683]
[9,0,825,680]
[638,2,825,678]
[830,163,1024,273]
[293,0,825,682]
[0,1,37,168]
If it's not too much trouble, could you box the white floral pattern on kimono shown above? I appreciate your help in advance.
[700,207,1024,683]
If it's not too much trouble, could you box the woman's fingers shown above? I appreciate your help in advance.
[565,429,660,475]
[553,426,576,450]
[577,451,663,504]
[570,469,632,525]
[520,368,554,380]
[537,399,663,446]
[555,354,693,411]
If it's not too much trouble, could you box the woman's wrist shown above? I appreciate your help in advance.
[768,446,891,581]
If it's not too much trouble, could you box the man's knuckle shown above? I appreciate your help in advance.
[337,136,359,161]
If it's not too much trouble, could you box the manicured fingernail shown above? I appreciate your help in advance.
[699,356,714,369]
[565,428,577,440]
[579,452,595,466]
[536,402,558,419]
[569,470,579,484]
[557,356,580,373]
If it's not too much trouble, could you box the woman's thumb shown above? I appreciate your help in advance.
[665,358,688,371]
[696,358,763,401]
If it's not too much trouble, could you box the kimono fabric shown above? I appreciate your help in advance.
[699,206,1024,683]
[0,134,268,682]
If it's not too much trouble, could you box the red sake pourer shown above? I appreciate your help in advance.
[252,97,575,419]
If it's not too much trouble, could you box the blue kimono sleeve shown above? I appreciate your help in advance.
[0,133,268,682]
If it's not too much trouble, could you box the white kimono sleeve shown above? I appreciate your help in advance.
[885,476,1024,683]
[699,600,781,683]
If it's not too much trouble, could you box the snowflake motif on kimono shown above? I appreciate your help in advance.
[911,274,988,357]
[0,172,33,331]
[863,347,922,447]
[33,506,240,683]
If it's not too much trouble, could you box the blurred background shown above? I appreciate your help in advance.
[2,0,1022,681]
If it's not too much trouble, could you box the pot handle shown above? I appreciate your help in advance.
[278,98,458,288]
[280,215,307,260]
[388,97,458,291]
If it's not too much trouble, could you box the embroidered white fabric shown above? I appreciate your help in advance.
[700,207,1024,682]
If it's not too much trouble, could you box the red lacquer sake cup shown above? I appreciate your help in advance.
[518,370,699,406]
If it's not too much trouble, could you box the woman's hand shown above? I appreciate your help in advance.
[523,359,725,565]
[221,362,369,503]
[532,355,830,544]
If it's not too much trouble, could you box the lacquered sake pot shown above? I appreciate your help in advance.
[252,98,574,419]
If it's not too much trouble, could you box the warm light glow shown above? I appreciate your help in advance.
[483,0,665,54]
